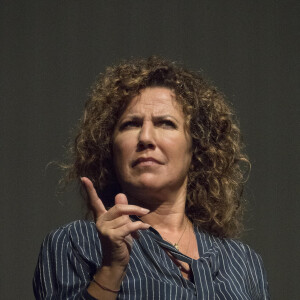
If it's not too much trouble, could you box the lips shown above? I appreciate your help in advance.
[132,157,163,167]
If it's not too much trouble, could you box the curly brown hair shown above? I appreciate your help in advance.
[63,56,250,238]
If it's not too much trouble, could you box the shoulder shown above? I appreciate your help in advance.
[43,220,97,244]
[195,227,267,279]
[216,235,265,268]
[195,227,263,262]
[195,228,269,297]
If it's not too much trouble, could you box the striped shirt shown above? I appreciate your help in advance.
[33,219,269,299]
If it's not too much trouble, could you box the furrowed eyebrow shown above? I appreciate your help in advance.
[152,115,179,123]
[124,114,141,119]
[118,114,179,125]
[119,114,141,121]
[119,114,179,123]
[153,115,178,121]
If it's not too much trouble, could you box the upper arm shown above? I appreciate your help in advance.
[243,244,270,299]
[33,225,98,300]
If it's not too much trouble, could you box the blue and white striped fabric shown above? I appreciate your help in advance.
[33,219,269,299]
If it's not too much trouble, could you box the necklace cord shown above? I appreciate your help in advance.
[163,217,188,251]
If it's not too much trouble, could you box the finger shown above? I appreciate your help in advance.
[114,193,128,205]
[105,215,131,229]
[104,204,150,221]
[81,177,107,217]
[110,221,150,239]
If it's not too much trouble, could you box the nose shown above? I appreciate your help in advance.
[137,122,156,151]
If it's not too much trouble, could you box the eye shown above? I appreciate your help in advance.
[158,119,177,129]
[119,120,141,130]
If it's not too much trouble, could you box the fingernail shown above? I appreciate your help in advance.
[141,208,150,214]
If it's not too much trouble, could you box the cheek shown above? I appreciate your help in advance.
[177,137,192,166]
[114,139,132,156]
[166,134,192,157]
[113,138,134,169]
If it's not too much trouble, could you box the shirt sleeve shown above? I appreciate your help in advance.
[33,226,98,300]
[243,244,270,299]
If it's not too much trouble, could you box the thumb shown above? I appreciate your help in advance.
[114,193,128,205]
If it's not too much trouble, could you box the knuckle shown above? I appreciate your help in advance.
[96,216,105,226]
[128,222,139,230]
[123,223,132,232]
[96,222,109,235]
[114,204,122,211]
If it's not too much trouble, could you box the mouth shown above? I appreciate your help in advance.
[132,157,163,167]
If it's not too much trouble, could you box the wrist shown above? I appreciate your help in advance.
[92,277,120,293]
[95,265,126,289]
[101,258,128,271]
[87,265,126,299]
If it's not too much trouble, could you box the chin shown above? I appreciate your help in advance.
[126,174,166,191]
[135,180,163,191]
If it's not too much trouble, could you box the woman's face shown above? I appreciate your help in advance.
[113,87,192,196]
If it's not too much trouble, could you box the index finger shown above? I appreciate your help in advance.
[81,177,107,218]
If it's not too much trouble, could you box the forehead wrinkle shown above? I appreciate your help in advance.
[120,87,185,123]
[126,98,182,117]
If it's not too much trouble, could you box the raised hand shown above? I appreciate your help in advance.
[81,177,150,269]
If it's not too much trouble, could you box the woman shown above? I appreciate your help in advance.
[33,57,269,299]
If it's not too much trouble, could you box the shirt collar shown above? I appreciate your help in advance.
[129,214,220,256]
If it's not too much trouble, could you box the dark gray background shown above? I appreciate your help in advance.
[1,1,299,299]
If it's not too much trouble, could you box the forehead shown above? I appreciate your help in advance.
[123,87,184,117]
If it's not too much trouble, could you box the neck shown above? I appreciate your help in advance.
[125,185,188,233]
[143,208,187,232]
